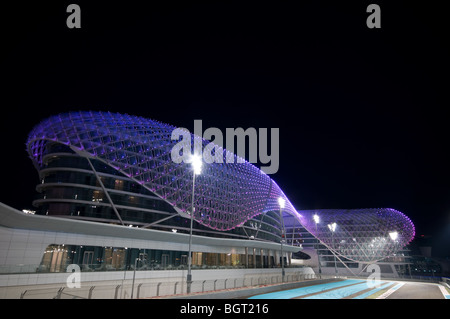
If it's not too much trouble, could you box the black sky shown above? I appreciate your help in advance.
[1,1,449,256]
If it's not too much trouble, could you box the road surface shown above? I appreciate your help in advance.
[386,282,446,299]
[248,279,448,299]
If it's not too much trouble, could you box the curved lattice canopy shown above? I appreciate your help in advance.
[27,111,297,231]
[297,208,415,262]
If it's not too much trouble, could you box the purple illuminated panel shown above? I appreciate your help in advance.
[297,208,416,262]
[27,111,298,231]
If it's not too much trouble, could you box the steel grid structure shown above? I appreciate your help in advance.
[27,111,295,232]
[296,209,415,262]
[26,111,415,262]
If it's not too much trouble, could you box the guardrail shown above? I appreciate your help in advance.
[441,277,450,287]
[18,273,318,299]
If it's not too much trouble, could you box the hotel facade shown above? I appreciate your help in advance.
[0,111,415,297]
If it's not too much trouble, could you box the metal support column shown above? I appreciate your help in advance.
[86,157,124,225]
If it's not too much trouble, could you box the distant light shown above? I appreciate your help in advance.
[172,229,177,233]
[22,209,35,214]
[190,153,202,175]
[328,222,337,232]
[389,231,398,241]
[278,197,285,209]
[313,214,320,224]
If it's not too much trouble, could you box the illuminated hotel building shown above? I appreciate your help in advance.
[0,112,415,295]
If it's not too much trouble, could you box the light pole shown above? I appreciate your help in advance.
[313,214,322,278]
[328,222,337,277]
[278,197,286,282]
[389,231,398,241]
[389,230,399,261]
[131,257,139,299]
[187,154,202,294]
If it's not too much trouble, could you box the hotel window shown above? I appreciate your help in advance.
[161,254,169,268]
[115,179,124,190]
[104,248,126,270]
[40,244,72,272]
[83,251,94,265]
[92,190,104,202]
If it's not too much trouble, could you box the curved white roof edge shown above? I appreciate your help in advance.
[0,202,301,253]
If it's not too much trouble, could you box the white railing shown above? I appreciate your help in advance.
[18,273,318,299]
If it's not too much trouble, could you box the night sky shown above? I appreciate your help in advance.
[1,1,449,257]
